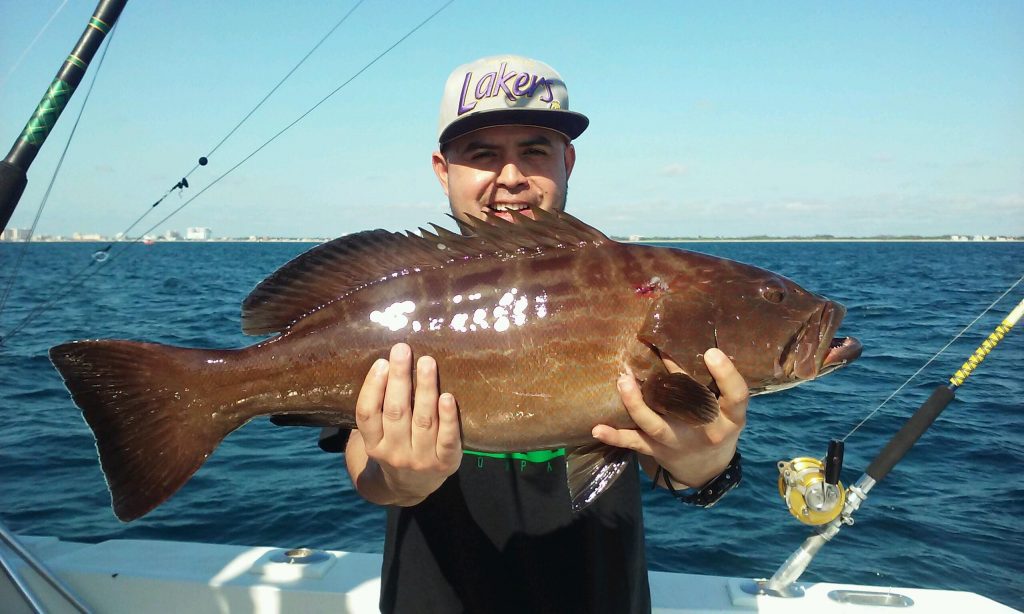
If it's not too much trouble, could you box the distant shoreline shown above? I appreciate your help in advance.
[619,238,1023,243]
[3,237,1021,244]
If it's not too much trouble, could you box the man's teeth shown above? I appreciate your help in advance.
[492,204,528,212]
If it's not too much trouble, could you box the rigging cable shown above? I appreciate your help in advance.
[96,0,368,245]
[123,0,457,244]
[0,0,456,347]
[840,273,1023,442]
[0,0,369,341]
[0,0,71,91]
[95,0,368,244]
[0,21,119,324]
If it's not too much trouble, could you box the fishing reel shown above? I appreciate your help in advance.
[776,440,846,526]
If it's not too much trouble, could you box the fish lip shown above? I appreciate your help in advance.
[792,301,854,380]
[820,335,863,375]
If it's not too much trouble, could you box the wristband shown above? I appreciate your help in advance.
[653,450,742,508]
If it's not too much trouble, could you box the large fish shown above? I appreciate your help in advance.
[50,210,861,521]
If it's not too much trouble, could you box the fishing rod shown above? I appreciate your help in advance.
[744,294,1024,600]
[0,0,127,233]
[0,4,126,611]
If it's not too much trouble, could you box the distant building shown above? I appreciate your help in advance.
[72,232,104,241]
[628,234,642,242]
[186,227,212,240]
[165,230,182,241]
[1,228,30,241]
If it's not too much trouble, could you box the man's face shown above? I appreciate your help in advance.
[432,125,576,223]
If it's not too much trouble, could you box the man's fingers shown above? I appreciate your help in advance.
[616,373,677,445]
[591,424,654,456]
[380,344,414,448]
[410,355,440,455]
[354,358,389,449]
[704,348,749,425]
[436,392,463,466]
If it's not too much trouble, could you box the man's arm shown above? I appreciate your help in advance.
[344,343,462,506]
[593,347,748,489]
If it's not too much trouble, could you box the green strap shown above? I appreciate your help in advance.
[463,448,565,463]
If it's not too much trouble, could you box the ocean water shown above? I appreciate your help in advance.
[0,240,1021,610]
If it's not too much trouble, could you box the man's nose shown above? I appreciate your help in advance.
[496,161,528,190]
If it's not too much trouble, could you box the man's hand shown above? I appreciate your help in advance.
[345,343,462,506]
[592,348,748,488]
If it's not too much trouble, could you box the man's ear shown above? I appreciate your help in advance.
[564,142,576,180]
[432,151,450,197]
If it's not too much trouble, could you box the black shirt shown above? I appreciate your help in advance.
[321,430,651,614]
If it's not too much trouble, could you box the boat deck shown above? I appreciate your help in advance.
[2,535,1018,613]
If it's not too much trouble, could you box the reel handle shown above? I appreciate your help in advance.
[824,439,844,486]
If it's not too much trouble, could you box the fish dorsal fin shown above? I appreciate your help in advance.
[241,209,609,335]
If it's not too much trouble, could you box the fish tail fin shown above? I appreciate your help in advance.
[49,340,238,522]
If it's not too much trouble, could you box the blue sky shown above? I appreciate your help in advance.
[1,1,1021,238]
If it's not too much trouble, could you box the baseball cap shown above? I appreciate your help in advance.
[437,55,589,145]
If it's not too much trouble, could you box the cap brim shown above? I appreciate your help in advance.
[439,109,589,145]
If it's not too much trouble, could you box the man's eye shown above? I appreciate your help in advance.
[524,148,547,156]
[470,151,496,160]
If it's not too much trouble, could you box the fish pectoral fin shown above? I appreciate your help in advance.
[640,371,719,426]
[269,413,355,428]
[566,443,633,512]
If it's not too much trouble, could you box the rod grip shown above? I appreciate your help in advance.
[866,385,954,483]
[0,161,28,233]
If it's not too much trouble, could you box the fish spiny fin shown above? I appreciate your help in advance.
[566,442,633,512]
[241,210,611,335]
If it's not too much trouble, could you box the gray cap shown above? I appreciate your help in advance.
[437,55,589,145]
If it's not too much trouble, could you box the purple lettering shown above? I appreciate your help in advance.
[528,76,554,103]
[493,62,517,101]
[457,72,476,115]
[475,71,496,99]
[513,73,531,96]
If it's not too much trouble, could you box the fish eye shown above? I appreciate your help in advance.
[761,286,786,303]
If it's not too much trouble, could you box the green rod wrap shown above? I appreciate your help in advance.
[18,80,77,147]
[1,0,127,233]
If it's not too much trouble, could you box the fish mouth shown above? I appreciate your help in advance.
[820,335,863,376]
[792,302,861,380]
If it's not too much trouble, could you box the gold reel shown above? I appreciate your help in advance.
[777,457,845,526]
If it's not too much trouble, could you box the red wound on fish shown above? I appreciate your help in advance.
[640,371,719,426]
[635,276,670,297]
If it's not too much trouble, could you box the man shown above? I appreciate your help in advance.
[321,55,748,613]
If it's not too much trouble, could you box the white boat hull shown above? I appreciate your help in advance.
[2,536,1018,613]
